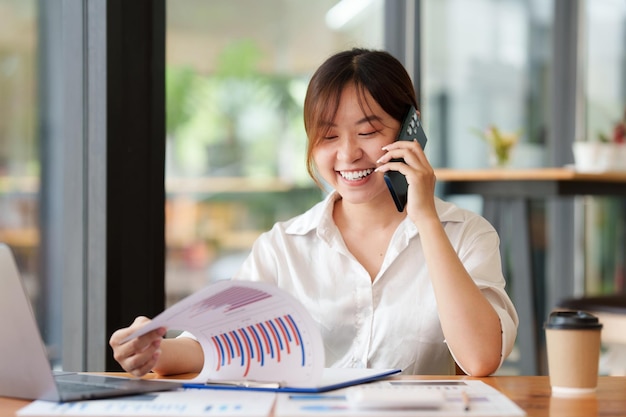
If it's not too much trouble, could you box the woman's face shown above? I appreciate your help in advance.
[312,84,401,206]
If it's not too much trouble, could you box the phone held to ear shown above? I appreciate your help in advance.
[384,106,428,212]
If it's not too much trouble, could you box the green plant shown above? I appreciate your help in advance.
[472,125,521,167]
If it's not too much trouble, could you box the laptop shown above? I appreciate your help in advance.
[0,243,181,402]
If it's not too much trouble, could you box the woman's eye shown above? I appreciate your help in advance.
[323,135,338,140]
[359,130,378,136]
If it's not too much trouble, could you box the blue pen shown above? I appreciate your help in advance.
[183,380,281,390]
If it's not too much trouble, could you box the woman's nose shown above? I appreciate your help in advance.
[337,137,362,162]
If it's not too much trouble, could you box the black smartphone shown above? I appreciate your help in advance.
[383,106,428,212]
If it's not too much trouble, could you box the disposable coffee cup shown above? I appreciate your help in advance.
[544,310,602,396]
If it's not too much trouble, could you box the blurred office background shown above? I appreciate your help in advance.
[0,0,624,374]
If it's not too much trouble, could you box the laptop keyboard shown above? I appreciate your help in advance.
[51,372,181,399]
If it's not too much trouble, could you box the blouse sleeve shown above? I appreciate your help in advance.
[448,215,519,374]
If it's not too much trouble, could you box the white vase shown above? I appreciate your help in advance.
[572,142,626,172]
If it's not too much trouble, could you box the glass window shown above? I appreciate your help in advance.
[423,0,553,172]
[164,0,384,305]
[0,1,40,316]
[585,0,626,144]
[583,0,626,295]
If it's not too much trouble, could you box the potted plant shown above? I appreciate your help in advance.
[473,125,521,168]
[573,108,626,172]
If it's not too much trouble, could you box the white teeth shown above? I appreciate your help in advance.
[340,169,374,181]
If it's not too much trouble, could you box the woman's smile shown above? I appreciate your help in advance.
[338,168,375,181]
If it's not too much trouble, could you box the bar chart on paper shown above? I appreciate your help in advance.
[122,280,325,386]
[209,314,307,376]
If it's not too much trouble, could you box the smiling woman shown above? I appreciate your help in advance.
[110,48,518,378]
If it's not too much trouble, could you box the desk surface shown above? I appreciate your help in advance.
[2,375,625,417]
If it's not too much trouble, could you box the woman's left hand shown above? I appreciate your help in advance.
[375,139,437,223]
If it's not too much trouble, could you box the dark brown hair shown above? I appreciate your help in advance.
[303,48,418,185]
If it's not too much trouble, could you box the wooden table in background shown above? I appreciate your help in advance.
[435,168,626,375]
[2,375,625,416]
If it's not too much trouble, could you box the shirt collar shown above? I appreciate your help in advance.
[285,191,338,236]
[285,190,467,237]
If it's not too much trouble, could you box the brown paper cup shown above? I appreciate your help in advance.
[544,311,602,396]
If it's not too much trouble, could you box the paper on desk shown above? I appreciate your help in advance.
[122,280,325,387]
[18,389,275,417]
[273,380,526,417]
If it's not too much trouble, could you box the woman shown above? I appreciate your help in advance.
[110,48,518,378]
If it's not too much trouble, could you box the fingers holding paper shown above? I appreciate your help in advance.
[109,316,166,377]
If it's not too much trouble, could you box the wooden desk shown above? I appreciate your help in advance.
[435,168,626,375]
[2,375,625,416]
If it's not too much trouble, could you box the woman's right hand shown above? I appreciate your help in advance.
[109,316,166,377]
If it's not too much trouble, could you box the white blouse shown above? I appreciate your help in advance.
[233,192,518,375]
